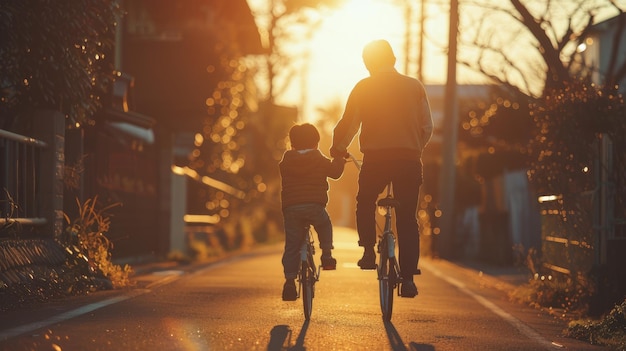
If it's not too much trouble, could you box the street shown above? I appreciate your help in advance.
[0,227,604,351]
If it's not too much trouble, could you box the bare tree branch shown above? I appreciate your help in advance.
[457,58,528,99]
[460,35,537,98]
[510,0,570,91]
[565,14,596,72]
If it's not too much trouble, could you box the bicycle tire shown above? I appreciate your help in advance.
[378,235,394,321]
[301,259,313,320]
[308,253,317,298]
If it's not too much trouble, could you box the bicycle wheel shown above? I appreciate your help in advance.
[378,235,394,321]
[301,259,313,320]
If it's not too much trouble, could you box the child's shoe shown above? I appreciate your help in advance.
[282,279,297,301]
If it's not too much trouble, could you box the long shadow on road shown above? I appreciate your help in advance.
[267,324,291,350]
[384,320,434,351]
[268,320,434,351]
[267,320,309,351]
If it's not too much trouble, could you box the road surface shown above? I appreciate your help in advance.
[0,227,603,350]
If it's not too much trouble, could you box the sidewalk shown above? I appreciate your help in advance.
[419,257,608,351]
[451,259,533,290]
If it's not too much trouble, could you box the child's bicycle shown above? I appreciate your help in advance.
[297,226,321,320]
[348,154,421,321]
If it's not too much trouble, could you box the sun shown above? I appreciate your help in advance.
[305,0,407,117]
[311,0,406,59]
[248,0,445,122]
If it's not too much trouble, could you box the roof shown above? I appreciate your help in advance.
[123,0,265,55]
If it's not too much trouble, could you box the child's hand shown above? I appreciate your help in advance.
[330,147,349,159]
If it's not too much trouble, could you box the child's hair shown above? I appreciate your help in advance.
[289,123,320,150]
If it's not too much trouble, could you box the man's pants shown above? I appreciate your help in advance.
[356,158,422,279]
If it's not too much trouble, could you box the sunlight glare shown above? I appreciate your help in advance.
[306,0,406,113]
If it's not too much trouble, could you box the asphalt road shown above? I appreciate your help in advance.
[0,227,605,351]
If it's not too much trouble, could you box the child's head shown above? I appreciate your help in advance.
[289,123,320,150]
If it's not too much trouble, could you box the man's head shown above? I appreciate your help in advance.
[362,39,396,74]
[289,123,320,150]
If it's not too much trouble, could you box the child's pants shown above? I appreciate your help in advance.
[282,203,334,279]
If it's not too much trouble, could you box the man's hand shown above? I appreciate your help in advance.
[330,146,349,159]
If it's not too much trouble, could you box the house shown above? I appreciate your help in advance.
[81,0,265,259]
[579,12,626,92]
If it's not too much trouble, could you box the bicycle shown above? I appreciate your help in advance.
[348,154,421,321]
[297,225,320,320]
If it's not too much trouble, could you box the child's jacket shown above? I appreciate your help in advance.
[279,149,345,209]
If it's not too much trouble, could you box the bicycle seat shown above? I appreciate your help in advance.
[377,197,400,208]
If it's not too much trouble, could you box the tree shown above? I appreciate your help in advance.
[0,0,122,129]
[456,0,626,313]
[456,0,626,168]
[458,0,626,98]
[458,86,532,178]
[250,0,343,104]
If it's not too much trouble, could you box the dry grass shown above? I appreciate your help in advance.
[64,196,133,288]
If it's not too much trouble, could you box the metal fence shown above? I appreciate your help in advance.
[0,129,48,227]
[538,133,625,278]
[539,191,595,277]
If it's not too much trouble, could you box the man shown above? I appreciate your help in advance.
[330,39,433,298]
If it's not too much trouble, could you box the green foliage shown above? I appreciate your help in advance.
[457,87,532,182]
[519,81,626,316]
[0,0,122,126]
[64,196,133,288]
[511,270,594,319]
[185,55,287,236]
[567,298,626,350]
[460,87,533,149]
[528,81,625,195]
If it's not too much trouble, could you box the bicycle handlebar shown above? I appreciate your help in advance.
[347,153,393,198]
[347,153,362,171]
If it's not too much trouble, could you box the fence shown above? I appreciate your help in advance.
[539,191,595,277]
[538,133,625,278]
[0,129,48,228]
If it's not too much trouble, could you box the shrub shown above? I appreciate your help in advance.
[567,298,626,350]
[64,196,133,288]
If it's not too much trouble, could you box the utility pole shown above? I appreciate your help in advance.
[417,0,425,82]
[403,1,412,75]
[438,0,459,258]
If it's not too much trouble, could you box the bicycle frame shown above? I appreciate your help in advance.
[348,154,406,320]
[381,184,402,270]
[377,185,402,320]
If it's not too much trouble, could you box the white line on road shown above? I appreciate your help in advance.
[0,294,136,341]
[0,258,246,341]
[423,262,556,351]
[0,272,178,341]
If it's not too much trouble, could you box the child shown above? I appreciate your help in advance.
[279,123,346,301]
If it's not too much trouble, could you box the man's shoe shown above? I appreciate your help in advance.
[321,255,337,270]
[357,251,376,270]
[400,280,418,298]
[282,280,297,301]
